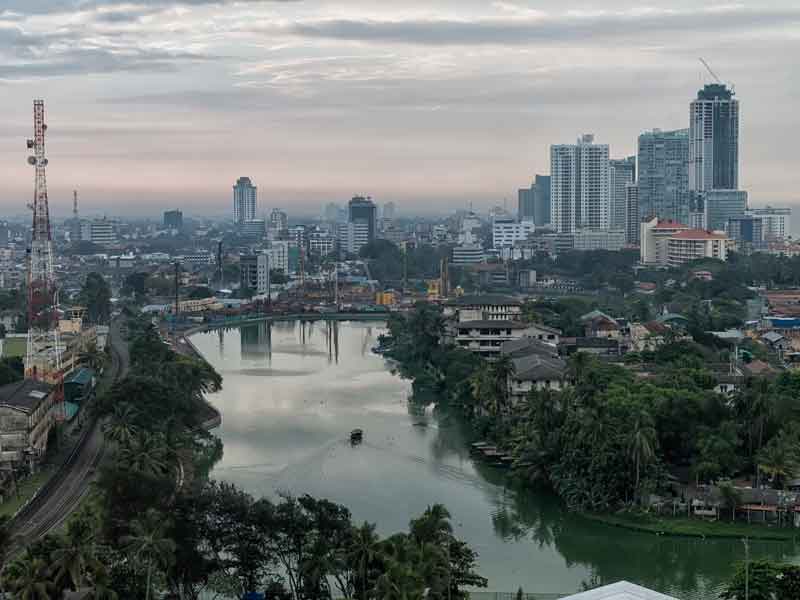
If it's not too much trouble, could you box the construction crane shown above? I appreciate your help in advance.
[699,57,735,94]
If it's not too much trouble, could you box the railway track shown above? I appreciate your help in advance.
[8,322,129,547]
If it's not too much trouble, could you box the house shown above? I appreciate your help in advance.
[454,321,546,358]
[761,330,791,353]
[443,294,522,322]
[501,337,560,359]
[742,360,779,379]
[560,581,679,600]
[508,353,569,402]
[581,310,622,339]
[0,379,56,470]
[630,321,671,352]
[561,336,622,357]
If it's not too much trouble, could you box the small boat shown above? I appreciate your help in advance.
[350,429,364,444]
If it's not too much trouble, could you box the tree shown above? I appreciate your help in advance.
[51,515,101,591]
[1,553,57,600]
[628,411,657,502]
[117,431,170,477]
[103,403,139,447]
[80,272,112,324]
[757,436,797,489]
[348,522,379,600]
[121,509,176,600]
[80,340,105,372]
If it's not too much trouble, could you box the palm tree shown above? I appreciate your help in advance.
[117,431,169,476]
[568,352,592,387]
[628,412,657,502]
[758,438,797,490]
[121,509,176,600]
[349,522,379,600]
[84,563,119,600]
[50,516,100,591]
[409,504,452,547]
[102,403,139,447]
[2,554,57,600]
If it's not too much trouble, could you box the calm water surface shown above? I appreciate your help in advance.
[192,320,799,599]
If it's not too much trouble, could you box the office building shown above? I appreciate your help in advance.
[625,183,639,244]
[492,215,535,248]
[550,134,610,233]
[269,208,288,236]
[573,229,626,252]
[637,129,689,223]
[267,240,290,273]
[640,217,689,265]
[667,229,732,267]
[233,177,257,224]
[88,218,116,247]
[748,206,791,241]
[705,189,747,231]
[727,216,764,252]
[344,196,377,253]
[452,244,484,266]
[240,252,270,296]
[309,230,336,257]
[609,156,636,230]
[518,185,535,222]
[163,209,183,231]
[689,84,739,192]
[240,219,266,240]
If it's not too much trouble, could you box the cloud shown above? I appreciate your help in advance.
[287,7,800,46]
[4,0,300,15]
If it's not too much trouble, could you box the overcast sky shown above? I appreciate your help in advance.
[0,1,798,218]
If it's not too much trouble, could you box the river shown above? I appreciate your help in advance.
[191,319,798,599]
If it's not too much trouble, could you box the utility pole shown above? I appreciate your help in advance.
[743,537,749,600]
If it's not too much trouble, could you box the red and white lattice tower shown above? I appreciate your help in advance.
[25,99,62,382]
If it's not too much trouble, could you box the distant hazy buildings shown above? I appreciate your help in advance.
[518,185,535,222]
[268,208,288,238]
[748,206,791,241]
[85,218,116,247]
[163,209,183,231]
[338,196,377,255]
[608,156,636,230]
[727,216,765,252]
[550,134,610,233]
[267,240,289,273]
[233,177,257,224]
[573,229,626,252]
[240,219,266,241]
[637,128,689,223]
[383,202,396,220]
[492,214,535,248]
[689,84,739,192]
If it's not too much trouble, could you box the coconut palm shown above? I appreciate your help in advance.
[50,517,100,591]
[409,504,452,547]
[102,403,139,446]
[2,554,57,600]
[121,509,176,600]
[758,437,797,490]
[117,431,169,476]
[349,521,379,600]
[628,412,657,501]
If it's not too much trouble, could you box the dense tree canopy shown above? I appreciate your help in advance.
[79,273,112,324]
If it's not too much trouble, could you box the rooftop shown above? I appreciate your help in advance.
[446,294,521,307]
[512,354,568,381]
[456,320,529,330]
[0,379,53,413]
[670,229,728,240]
[501,337,559,358]
[560,581,679,600]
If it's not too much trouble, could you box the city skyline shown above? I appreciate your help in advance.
[0,2,798,217]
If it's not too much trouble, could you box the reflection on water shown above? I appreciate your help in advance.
[192,321,799,599]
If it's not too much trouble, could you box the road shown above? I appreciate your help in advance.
[8,321,129,546]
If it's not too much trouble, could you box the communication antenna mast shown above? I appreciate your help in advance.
[25,99,62,383]
[72,190,78,219]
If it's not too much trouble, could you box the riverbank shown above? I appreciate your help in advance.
[583,511,799,542]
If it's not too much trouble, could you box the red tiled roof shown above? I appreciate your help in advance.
[670,229,728,240]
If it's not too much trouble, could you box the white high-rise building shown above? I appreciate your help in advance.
[550,134,610,233]
[491,215,535,248]
[689,84,739,192]
[233,177,257,224]
[267,240,290,273]
[747,206,791,241]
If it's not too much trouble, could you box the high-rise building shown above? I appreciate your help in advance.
[624,183,639,244]
[88,218,116,247]
[267,240,290,273]
[163,209,183,231]
[747,206,791,241]
[240,219,266,240]
[233,177,257,224]
[689,84,739,192]
[706,190,747,231]
[550,134,609,233]
[637,128,689,223]
[269,208,288,236]
[346,196,377,252]
[240,252,270,296]
[727,216,764,252]
[518,185,534,222]
[533,175,551,226]
[383,202,396,220]
[609,156,636,230]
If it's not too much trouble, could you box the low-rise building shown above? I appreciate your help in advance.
[454,321,543,357]
[640,217,689,265]
[666,229,733,267]
[443,294,522,322]
[0,379,56,470]
[581,310,623,339]
[508,353,569,401]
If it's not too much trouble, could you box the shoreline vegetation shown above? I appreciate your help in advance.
[382,302,800,544]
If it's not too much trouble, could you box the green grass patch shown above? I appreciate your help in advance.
[0,467,55,518]
[1,337,26,359]
[583,511,799,542]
